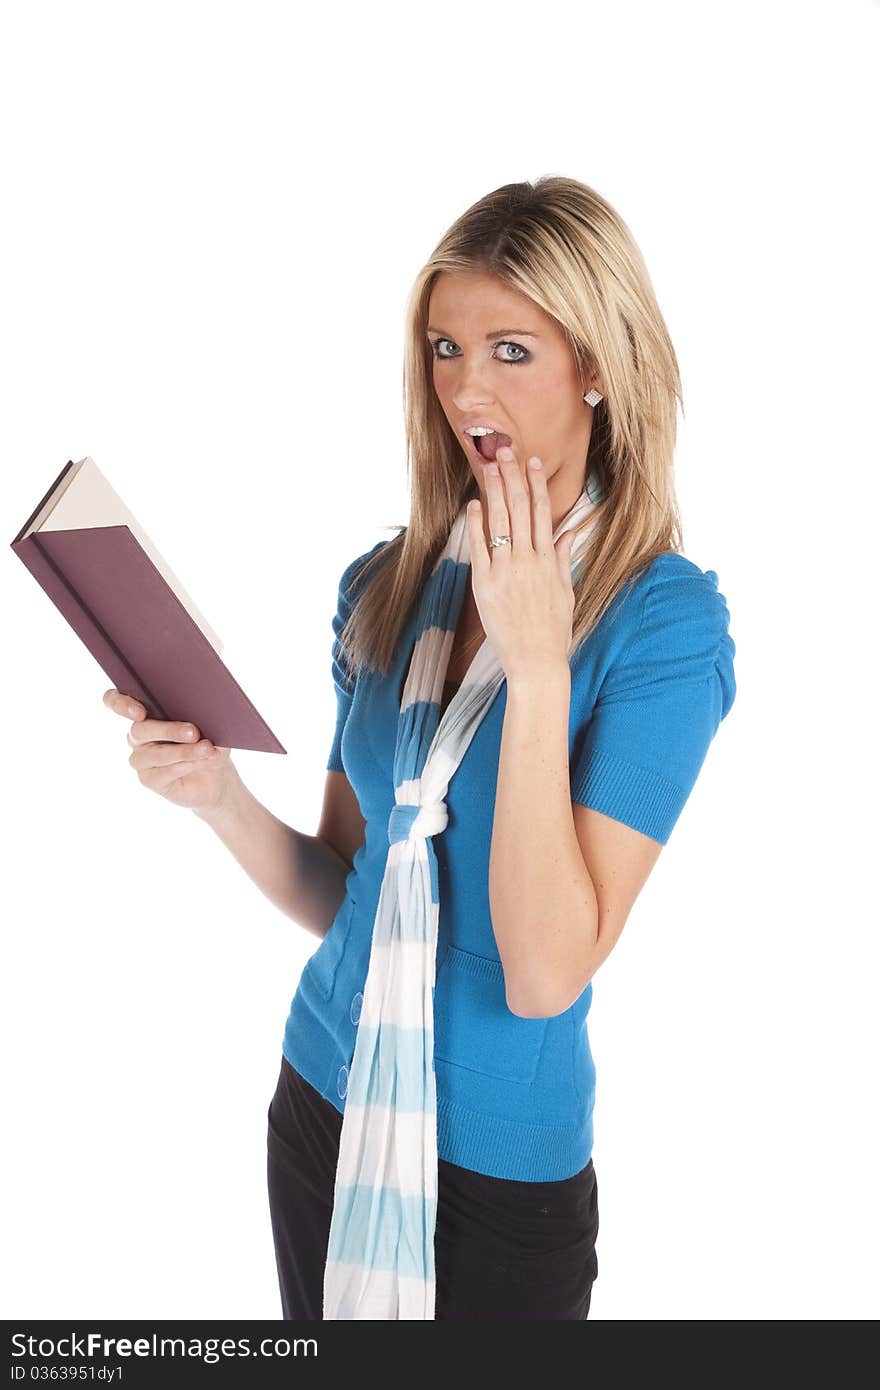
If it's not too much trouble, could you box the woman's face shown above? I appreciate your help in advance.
[426,269,601,519]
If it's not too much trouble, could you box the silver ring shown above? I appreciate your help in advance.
[489,534,512,549]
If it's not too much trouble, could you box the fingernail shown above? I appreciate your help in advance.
[496,446,512,461]
[528,456,542,469]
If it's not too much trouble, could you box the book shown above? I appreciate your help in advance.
[10,456,286,754]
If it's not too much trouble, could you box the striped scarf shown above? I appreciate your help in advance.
[322,477,602,1319]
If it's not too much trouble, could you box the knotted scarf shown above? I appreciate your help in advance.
[322,475,603,1319]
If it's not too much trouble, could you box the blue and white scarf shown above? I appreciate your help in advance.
[322,477,602,1319]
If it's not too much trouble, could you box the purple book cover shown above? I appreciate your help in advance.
[11,460,286,754]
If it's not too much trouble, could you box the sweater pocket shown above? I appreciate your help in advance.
[433,945,548,1085]
[304,890,357,1002]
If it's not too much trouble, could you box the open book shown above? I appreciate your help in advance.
[10,456,285,753]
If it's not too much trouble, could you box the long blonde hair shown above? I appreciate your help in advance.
[336,174,684,681]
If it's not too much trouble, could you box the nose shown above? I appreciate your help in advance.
[448,357,501,412]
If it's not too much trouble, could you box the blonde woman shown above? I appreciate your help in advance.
[108,175,736,1320]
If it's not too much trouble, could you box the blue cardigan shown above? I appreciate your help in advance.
[281,536,737,1181]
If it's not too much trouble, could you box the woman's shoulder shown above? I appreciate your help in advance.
[336,533,403,610]
[634,550,732,629]
[588,549,730,638]
[599,549,736,715]
[340,535,396,583]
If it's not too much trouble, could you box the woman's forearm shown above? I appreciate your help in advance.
[490,662,599,1018]
[193,764,349,940]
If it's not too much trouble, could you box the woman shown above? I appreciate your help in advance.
[266,174,737,1321]
[108,175,736,1320]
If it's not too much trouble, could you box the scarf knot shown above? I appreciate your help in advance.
[387,797,448,844]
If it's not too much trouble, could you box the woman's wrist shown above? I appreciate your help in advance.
[192,760,251,832]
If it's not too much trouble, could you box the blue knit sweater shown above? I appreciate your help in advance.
[281,536,737,1181]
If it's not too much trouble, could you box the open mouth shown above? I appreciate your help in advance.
[466,430,512,463]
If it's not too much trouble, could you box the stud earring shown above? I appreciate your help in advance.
[583,388,603,406]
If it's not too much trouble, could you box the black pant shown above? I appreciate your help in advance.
[266,1054,599,1320]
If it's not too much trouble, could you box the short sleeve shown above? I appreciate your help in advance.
[570,557,737,844]
[326,541,390,774]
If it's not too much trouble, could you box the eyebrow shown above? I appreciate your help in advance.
[426,326,541,340]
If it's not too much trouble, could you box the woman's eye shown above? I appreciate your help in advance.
[430,338,530,365]
[495,341,529,364]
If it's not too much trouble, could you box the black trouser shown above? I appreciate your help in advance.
[266,1054,599,1320]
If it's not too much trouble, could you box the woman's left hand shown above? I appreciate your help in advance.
[466,446,576,682]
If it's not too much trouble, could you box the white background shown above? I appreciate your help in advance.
[2,0,877,1321]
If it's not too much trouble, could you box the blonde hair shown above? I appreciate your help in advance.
[337,174,684,681]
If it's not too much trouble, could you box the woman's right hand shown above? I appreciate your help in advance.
[103,688,237,813]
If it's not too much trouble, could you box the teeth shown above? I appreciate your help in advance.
[465,427,497,436]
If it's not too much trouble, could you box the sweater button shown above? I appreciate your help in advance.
[337,1064,349,1100]
[350,991,363,1025]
